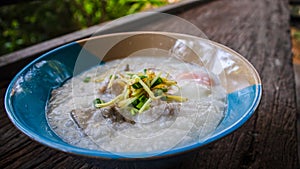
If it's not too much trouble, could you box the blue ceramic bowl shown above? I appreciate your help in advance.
[5,32,262,165]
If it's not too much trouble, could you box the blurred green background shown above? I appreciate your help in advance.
[0,0,176,56]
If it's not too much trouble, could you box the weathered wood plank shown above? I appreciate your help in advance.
[175,0,298,168]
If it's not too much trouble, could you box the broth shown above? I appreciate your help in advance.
[46,56,227,153]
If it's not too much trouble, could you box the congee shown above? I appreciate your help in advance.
[47,56,227,153]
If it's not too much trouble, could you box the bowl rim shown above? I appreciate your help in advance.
[4,31,262,160]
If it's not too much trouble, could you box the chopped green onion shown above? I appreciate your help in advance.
[144,69,147,74]
[139,75,147,79]
[94,98,104,104]
[118,92,143,108]
[136,100,146,109]
[136,78,158,99]
[93,98,104,107]
[151,77,163,87]
[138,94,147,102]
[131,99,139,107]
[133,94,149,110]
[150,72,162,87]
[83,77,91,83]
[132,82,142,89]
[138,98,152,113]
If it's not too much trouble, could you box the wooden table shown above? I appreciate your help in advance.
[1,0,298,168]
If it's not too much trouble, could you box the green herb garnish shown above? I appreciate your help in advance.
[132,82,142,89]
[83,77,91,83]
[151,77,163,87]
[93,98,104,107]
[93,68,187,114]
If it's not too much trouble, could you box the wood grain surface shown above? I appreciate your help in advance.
[0,0,298,169]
